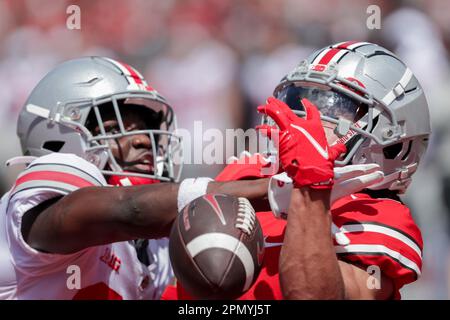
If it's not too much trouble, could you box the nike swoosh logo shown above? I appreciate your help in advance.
[264,236,284,248]
[290,124,329,159]
[256,241,265,265]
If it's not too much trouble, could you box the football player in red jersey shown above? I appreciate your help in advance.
[162,41,429,300]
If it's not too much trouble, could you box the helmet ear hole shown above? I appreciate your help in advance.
[42,141,65,152]
[383,143,403,160]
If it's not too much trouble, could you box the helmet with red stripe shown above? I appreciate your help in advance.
[17,57,183,182]
[268,41,431,193]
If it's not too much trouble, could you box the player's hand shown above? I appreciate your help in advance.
[330,164,384,204]
[268,164,384,219]
[216,151,278,181]
[257,97,346,189]
[268,164,384,245]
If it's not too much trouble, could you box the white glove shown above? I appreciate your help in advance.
[268,164,384,245]
[226,151,253,164]
[330,164,384,204]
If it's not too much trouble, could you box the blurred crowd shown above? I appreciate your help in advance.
[1,0,450,299]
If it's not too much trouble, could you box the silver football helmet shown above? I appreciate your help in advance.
[268,41,431,193]
[17,56,183,182]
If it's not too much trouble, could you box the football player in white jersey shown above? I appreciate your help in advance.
[0,57,270,299]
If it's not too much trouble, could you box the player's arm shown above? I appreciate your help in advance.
[208,178,271,212]
[22,179,269,254]
[279,187,393,299]
[257,98,394,299]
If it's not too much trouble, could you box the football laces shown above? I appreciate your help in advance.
[235,197,256,235]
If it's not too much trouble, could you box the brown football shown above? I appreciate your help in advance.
[169,194,265,300]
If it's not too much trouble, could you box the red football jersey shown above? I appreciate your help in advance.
[162,160,423,300]
[332,193,422,297]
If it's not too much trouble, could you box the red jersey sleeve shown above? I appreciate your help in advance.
[331,193,423,296]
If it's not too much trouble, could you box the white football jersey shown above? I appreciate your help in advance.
[0,153,173,300]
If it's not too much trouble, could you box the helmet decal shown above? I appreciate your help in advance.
[104,57,155,92]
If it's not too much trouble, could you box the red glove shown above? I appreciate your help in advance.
[108,174,161,186]
[215,152,278,182]
[257,97,346,189]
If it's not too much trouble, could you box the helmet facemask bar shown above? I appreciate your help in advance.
[85,93,183,182]
[42,91,183,182]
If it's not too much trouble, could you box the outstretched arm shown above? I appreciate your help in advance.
[208,178,270,212]
[279,187,393,299]
[23,179,270,254]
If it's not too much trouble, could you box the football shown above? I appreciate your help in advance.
[169,194,265,300]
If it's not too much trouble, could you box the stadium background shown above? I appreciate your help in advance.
[0,0,449,299]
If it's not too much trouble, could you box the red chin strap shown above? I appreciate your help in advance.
[108,174,161,186]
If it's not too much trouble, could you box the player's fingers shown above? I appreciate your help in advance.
[356,171,385,189]
[301,98,322,121]
[331,171,384,204]
[340,171,384,191]
[334,163,381,181]
[269,97,298,122]
[238,150,252,159]
[272,172,293,184]
[329,143,347,161]
[256,124,278,140]
[257,100,291,131]
[226,156,239,164]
